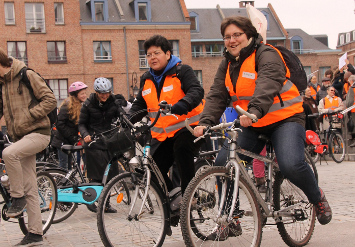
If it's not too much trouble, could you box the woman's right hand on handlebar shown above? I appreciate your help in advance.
[84,135,92,143]
[193,126,207,137]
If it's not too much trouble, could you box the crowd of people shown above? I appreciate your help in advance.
[1,14,354,245]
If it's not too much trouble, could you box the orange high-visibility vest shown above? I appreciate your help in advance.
[324,96,341,117]
[142,75,204,142]
[225,48,303,128]
[309,84,320,100]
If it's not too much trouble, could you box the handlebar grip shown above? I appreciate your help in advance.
[235,105,258,123]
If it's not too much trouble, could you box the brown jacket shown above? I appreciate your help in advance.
[0,58,57,141]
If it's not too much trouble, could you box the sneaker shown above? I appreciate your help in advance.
[86,203,97,213]
[7,196,27,218]
[104,204,117,213]
[207,221,242,241]
[315,188,332,225]
[15,232,43,246]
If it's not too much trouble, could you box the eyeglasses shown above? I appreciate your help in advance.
[223,32,245,41]
[329,90,335,92]
[146,50,163,59]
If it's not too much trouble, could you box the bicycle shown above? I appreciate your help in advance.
[0,136,57,235]
[180,106,318,247]
[96,101,188,247]
[307,110,345,163]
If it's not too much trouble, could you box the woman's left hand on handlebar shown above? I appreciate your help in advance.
[240,114,256,127]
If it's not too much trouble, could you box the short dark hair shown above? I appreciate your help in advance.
[0,47,11,68]
[220,16,257,40]
[143,35,172,55]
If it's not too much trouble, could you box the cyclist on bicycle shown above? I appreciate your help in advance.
[0,48,57,245]
[318,85,345,131]
[193,16,332,240]
[78,77,126,213]
[128,35,204,196]
[52,81,88,170]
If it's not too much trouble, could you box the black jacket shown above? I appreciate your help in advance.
[78,93,120,144]
[51,102,79,148]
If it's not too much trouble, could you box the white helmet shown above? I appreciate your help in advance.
[94,77,112,93]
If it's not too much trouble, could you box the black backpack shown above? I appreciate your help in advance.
[19,67,58,127]
[266,44,307,93]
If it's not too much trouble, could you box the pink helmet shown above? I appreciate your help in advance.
[68,81,88,94]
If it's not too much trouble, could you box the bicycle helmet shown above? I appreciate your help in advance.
[68,81,88,95]
[94,77,112,93]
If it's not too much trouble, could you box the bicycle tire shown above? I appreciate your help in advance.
[19,171,57,235]
[305,143,319,164]
[97,172,168,247]
[329,132,345,163]
[180,166,262,247]
[273,150,317,247]
[45,169,79,224]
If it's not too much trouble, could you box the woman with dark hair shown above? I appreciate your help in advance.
[52,81,88,170]
[308,75,320,101]
[194,16,332,240]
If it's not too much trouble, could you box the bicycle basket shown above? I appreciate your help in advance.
[106,129,134,158]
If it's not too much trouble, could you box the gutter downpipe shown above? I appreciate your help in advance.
[124,26,130,97]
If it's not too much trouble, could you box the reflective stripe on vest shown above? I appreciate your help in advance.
[142,75,204,141]
[225,50,303,127]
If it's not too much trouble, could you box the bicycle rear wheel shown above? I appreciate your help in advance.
[329,132,345,163]
[180,166,262,247]
[19,171,57,235]
[45,169,78,224]
[97,172,168,247]
[305,143,319,164]
[273,151,317,246]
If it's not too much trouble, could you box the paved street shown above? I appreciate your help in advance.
[1,160,355,246]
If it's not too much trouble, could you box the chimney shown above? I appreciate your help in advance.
[239,1,254,8]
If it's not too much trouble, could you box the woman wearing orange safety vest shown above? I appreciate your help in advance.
[194,17,332,239]
[128,35,204,195]
[308,75,320,101]
[318,86,345,130]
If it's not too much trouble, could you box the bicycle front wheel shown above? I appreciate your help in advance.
[45,169,78,224]
[273,151,317,246]
[19,171,57,235]
[180,166,262,247]
[97,172,168,247]
[329,132,345,163]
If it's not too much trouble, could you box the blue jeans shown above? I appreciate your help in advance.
[58,149,72,170]
[215,122,321,204]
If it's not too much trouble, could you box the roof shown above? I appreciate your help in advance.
[286,29,332,51]
[80,0,186,24]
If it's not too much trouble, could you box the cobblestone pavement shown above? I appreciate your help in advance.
[1,161,354,246]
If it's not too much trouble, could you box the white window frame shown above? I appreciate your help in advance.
[48,79,68,106]
[47,41,67,62]
[4,2,15,25]
[7,41,27,65]
[54,2,64,24]
[25,3,45,33]
[93,41,112,61]
[138,3,147,21]
[340,35,344,45]
[346,33,350,43]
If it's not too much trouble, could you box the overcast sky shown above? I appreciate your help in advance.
[185,0,355,50]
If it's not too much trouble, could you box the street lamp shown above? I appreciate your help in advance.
[131,72,139,99]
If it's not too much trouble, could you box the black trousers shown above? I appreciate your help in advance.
[152,131,201,194]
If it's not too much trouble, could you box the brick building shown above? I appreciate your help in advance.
[337,29,355,64]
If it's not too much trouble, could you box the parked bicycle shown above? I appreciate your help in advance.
[307,110,345,163]
[180,106,318,247]
[96,101,190,247]
[0,136,57,235]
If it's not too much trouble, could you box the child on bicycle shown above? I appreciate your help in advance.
[193,16,332,240]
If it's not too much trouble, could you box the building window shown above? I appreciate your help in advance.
[95,2,104,21]
[292,40,301,54]
[346,33,350,43]
[25,3,45,33]
[54,3,64,24]
[93,41,112,61]
[340,35,344,45]
[138,40,148,68]
[191,45,202,57]
[4,2,15,25]
[138,3,147,21]
[47,41,66,63]
[353,31,355,41]
[170,40,179,57]
[189,11,199,32]
[48,79,68,106]
[205,44,223,57]
[194,70,203,87]
[303,66,312,79]
[7,42,27,65]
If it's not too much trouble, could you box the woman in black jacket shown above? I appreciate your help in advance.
[52,81,88,170]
